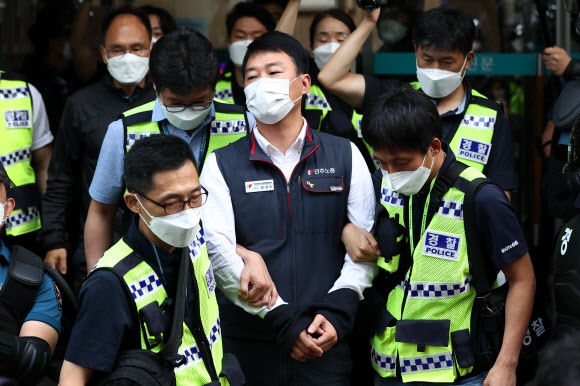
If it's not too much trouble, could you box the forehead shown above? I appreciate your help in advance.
[245,50,296,72]
[315,16,350,35]
[148,14,161,29]
[105,14,149,44]
[150,161,199,191]
[416,45,463,60]
[233,16,268,33]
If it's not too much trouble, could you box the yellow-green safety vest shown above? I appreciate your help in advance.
[214,75,235,104]
[121,99,248,162]
[93,227,228,385]
[371,165,485,383]
[0,71,41,236]
[411,82,498,172]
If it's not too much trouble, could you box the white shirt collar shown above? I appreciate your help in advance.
[253,117,307,157]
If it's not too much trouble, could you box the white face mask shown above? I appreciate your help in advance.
[416,56,468,99]
[388,153,434,196]
[378,20,408,45]
[161,98,212,131]
[229,39,253,68]
[244,76,302,125]
[106,53,149,85]
[135,195,201,248]
[313,42,340,71]
[0,202,7,227]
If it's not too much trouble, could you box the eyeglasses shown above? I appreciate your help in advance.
[136,186,208,215]
[106,46,149,58]
[159,97,214,113]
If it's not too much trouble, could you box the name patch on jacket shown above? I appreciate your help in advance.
[456,138,491,165]
[4,110,30,128]
[245,179,274,193]
[422,231,461,261]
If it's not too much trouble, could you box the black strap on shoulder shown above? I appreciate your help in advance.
[462,177,498,296]
[0,246,43,328]
[213,100,244,114]
[10,184,40,211]
[0,72,27,82]
[303,109,323,131]
[427,160,468,221]
[43,263,78,315]
[122,110,154,127]
[470,95,502,113]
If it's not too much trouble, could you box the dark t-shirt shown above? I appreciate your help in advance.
[362,75,518,191]
[64,216,185,373]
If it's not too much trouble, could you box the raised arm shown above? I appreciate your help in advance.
[275,0,301,35]
[317,8,380,110]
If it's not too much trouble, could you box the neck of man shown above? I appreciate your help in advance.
[113,76,146,97]
[137,217,176,254]
[256,108,304,155]
[435,82,466,115]
[425,151,447,187]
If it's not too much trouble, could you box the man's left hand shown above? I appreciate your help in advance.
[484,362,516,386]
[307,314,338,352]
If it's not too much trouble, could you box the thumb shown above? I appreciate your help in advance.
[59,255,68,275]
[307,314,325,335]
[239,271,250,299]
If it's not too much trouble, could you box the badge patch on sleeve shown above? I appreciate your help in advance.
[205,267,216,297]
[4,110,31,129]
[456,138,491,165]
[53,282,63,311]
[422,231,461,262]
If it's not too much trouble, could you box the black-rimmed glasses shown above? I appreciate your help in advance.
[136,186,208,215]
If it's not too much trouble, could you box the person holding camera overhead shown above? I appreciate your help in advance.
[318,5,518,199]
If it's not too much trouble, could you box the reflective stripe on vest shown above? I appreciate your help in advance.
[215,77,235,104]
[304,84,331,130]
[122,100,247,157]
[93,228,226,386]
[371,166,485,383]
[0,73,40,235]
[410,82,497,172]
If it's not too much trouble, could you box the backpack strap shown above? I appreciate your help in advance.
[461,177,498,295]
[43,263,78,315]
[0,246,43,332]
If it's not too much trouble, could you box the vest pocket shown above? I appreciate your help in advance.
[296,175,345,234]
[451,329,475,368]
[395,319,450,352]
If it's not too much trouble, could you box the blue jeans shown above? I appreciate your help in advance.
[379,371,488,386]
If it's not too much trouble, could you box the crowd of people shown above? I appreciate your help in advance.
[0,0,579,385]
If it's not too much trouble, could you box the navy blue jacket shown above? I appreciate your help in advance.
[214,127,352,340]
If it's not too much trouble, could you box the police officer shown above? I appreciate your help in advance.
[345,84,535,385]
[319,6,517,198]
[84,27,252,271]
[0,162,62,385]
[0,71,52,254]
[59,135,243,385]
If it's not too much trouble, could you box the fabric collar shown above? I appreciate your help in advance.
[125,214,177,268]
[102,74,154,99]
[438,80,472,117]
[252,117,307,156]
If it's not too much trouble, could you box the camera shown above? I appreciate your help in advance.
[355,0,403,11]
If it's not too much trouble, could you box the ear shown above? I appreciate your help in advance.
[124,192,141,214]
[99,45,108,64]
[3,198,15,219]
[300,73,311,95]
[463,50,475,73]
[430,138,442,155]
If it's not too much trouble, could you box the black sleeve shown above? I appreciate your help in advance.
[564,58,580,81]
[64,269,135,372]
[39,99,82,252]
[483,109,518,191]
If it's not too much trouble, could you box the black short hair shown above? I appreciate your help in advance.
[124,135,197,195]
[309,9,356,48]
[150,27,219,95]
[101,5,152,43]
[139,5,178,35]
[242,31,310,76]
[0,162,11,198]
[361,82,442,154]
[412,6,475,56]
[226,2,276,38]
